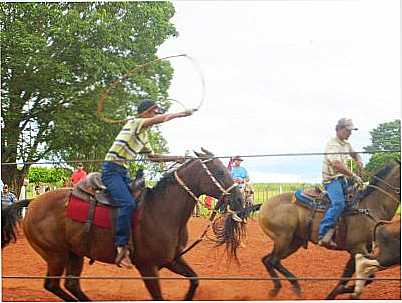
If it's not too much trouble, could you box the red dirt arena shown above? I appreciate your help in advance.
[2,217,400,301]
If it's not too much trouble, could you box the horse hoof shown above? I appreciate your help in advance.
[325,293,336,300]
[350,293,359,300]
[293,287,302,298]
[268,288,280,297]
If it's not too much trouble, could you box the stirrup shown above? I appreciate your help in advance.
[115,246,133,269]
[318,238,338,249]
[318,228,337,249]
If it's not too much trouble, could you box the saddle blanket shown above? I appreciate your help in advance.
[294,190,327,211]
[66,195,141,229]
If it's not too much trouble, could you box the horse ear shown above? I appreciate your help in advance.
[200,147,214,157]
[194,151,204,158]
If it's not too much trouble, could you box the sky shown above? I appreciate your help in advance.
[157,0,401,183]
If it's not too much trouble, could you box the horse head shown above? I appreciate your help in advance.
[193,148,245,216]
[372,160,400,198]
[362,160,401,219]
[192,148,247,261]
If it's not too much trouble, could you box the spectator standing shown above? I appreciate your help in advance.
[230,155,250,188]
[70,163,87,186]
[230,155,254,208]
[1,184,17,208]
[34,185,41,197]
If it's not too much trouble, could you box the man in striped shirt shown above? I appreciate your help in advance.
[102,99,194,268]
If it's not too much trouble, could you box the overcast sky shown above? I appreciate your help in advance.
[157,0,400,183]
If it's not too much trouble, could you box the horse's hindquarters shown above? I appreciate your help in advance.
[258,193,299,238]
[23,190,73,260]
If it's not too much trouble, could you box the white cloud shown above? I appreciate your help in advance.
[157,0,400,183]
[251,171,318,184]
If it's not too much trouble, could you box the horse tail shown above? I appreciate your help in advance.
[2,199,32,249]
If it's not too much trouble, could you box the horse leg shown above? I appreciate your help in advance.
[262,253,282,297]
[325,255,355,299]
[44,259,78,301]
[165,257,198,300]
[136,265,163,300]
[64,252,90,301]
[262,235,303,298]
[272,238,304,297]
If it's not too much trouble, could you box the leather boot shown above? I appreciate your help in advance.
[318,228,337,249]
[115,245,134,269]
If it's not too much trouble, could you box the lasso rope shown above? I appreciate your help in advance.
[96,54,205,124]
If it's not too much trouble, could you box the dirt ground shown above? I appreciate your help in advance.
[2,217,400,301]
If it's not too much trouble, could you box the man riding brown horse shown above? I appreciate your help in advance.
[102,99,194,268]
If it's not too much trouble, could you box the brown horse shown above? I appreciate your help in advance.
[3,149,248,301]
[257,161,400,299]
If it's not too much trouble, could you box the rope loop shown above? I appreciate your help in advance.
[96,54,205,124]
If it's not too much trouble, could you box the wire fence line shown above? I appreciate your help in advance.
[1,149,400,166]
[2,275,401,281]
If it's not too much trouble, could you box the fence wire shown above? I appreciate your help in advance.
[1,149,401,166]
[2,275,401,281]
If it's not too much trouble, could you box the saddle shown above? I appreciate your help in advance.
[294,184,357,211]
[72,172,113,205]
[294,186,330,211]
[293,184,360,250]
[68,171,146,260]
[72,172,145,205]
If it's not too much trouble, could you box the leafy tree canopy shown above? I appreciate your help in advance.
[1,2,177,193]
[364,119,401,173]
[28,166,71,186]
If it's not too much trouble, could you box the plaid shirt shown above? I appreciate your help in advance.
[1,191,17,207]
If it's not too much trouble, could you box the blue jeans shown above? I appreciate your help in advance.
[318,177,347,239]
[102,161,137,246]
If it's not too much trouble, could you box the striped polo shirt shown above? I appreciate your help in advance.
[105,118,153,168]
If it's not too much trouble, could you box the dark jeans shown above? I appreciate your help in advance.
[102,161,136,246]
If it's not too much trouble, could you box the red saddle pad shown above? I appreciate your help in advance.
[66,195,141,229]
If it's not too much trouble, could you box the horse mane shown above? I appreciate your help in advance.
[359,161,399,200]
[145,158,198,199]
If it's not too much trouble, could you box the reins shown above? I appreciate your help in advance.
[371,175,401,196]
[369,219,394,256]
[173,157,239,259]
[355,167,401,223]
[366,184,401,204]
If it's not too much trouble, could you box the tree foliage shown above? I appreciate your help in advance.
[364,120,401,173]
[1,2,177,194]
[28,167,71,186]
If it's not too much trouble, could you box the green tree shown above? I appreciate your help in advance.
[28,166,71,186]
[364,120,401,173]
[1,2,177,195]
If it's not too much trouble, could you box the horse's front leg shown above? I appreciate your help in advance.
[165,256,199,300]
[136,264,163,300]
[326,255,356,299]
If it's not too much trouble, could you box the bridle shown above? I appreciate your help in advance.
[366,175,401,204]
[174,158,238,211]
[173,157,242,259]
